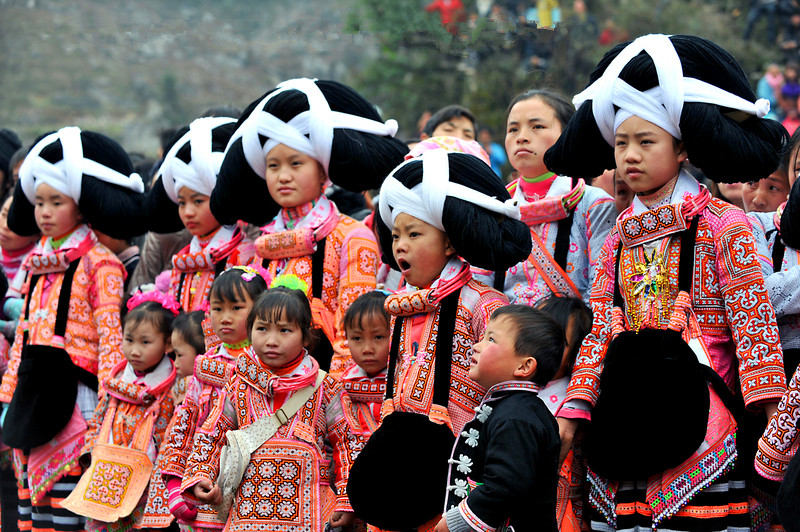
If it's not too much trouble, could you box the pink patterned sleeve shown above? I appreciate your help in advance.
[90,260,126,385]
[470,289,508,343]
[565,232,619,406]
[756,365,800,480]
[161,377,202,478]
[332,227,379,369]
[181,380,237,493]
[713,210,786,407]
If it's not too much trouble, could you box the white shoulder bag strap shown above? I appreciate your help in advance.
[215,370,327,518]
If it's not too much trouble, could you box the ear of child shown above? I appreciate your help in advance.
[513,356,538,380]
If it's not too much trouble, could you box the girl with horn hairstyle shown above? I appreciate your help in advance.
[546,34,788,531]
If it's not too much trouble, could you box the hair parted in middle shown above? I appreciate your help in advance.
[210,78,409,227]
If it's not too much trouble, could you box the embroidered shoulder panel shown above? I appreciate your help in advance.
[194,353,235,388]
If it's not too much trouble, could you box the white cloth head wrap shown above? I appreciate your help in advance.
[227,77,399,178]
[572,34,771,146]
[378,149,520,231]
[158,116,236,203]
[19,126,144,205]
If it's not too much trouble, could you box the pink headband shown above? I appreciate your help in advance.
[406,136,491,167]
[127,289,181,316]
[230,265,272,285]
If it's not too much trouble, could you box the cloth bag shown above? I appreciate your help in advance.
[61,398,158,522]
[3,261,98,449]
[348,289,461,530]
[586,217,735,480]
[214,369,326,520]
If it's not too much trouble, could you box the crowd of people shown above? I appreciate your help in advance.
[0,32,799,532]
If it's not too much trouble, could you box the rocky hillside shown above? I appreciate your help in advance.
[0,0,376,153]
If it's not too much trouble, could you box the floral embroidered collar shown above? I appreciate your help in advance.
[341,365,387,403]
[237,350,319,397]
[385,257,471,316]
[105,356,176,405]
[255,195,339,261]
[510,175,587,226]
[617,170,710,248]
[25,224,96,275]
[193,343,244,387]
[172,224,244,273]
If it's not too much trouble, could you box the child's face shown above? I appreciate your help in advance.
[505,96,563,178]
[177,187,220,237]
[209,292,254,345]
[743,171,790,213]
[391,212,455,288]
[265,144,326,209]
[346,312,390,378]
[0,197,37,251]
[431,116,476,141]
[34,183,81,237]
[123,320,170,373]
[250,310,307,369]
[172,330,198,379]
[614,115,687,196]
[470,316,532,389]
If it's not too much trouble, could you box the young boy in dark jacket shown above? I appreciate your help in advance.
[436,305,564,532]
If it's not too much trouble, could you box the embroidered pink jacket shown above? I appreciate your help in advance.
[244,215,379,377]
[182,352,364,530]
[566,198,786,526]
[0,241,125,400]
[384,279,507,435]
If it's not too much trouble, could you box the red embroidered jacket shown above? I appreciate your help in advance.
[567,198,786,407]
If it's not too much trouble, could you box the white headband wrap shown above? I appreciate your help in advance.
[227,77,399,178]
[378,149,520,231]
[19,126,144,205]
[572,34,771,146]
[158,116,236,203]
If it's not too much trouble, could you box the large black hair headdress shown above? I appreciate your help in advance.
[146,116,237,233]
[211,78,408,226]
[545,34,787,183]
[10,126,147,239]
[376,149,531,272]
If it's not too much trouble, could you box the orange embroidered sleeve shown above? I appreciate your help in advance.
[161,377,202,478]
[90,259,126,384]
[324,377,365,512]
[565,232,619,406]
[330,225,379,374]
[181,381,237,493]
[713,211,786,406]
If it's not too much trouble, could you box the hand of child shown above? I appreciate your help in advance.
[557,417,579,464]
[329,511,354,528]
[434,516,451,532]
[167,476,198,521]
[192,480,222,506]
